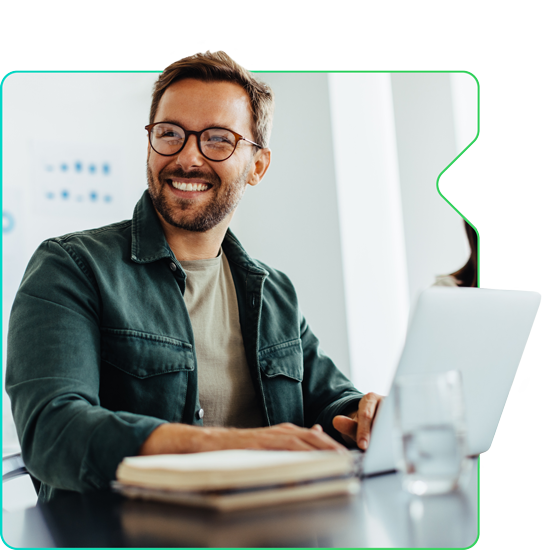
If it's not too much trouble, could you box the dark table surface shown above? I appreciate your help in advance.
[3,459,478,548]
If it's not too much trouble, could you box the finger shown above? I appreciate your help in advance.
[332,415,358,439]
[302,428,347,451]
[308,425,347,451]
[278,422,301,430]
[332,416,358,447]
[243,426,346,452]
[356,393,382,450]
[281,436,318,451]
[254,432,317,451]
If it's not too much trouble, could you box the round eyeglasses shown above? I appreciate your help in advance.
[145,122,262,162]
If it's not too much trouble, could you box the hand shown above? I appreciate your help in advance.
[332,392,384,450]
[224,423,348,452]
[140,422,347,455]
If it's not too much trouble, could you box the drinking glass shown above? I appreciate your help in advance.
[393,370,468,495]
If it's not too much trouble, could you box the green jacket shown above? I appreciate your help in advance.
[6,191,363,502]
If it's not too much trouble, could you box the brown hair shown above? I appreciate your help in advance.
[149,51,274,148]
[450,220,478,287]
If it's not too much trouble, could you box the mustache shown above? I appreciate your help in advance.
[159,167,221,186]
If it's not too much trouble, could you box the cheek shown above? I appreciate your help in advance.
[220,157,249,182]
[148,155,171,177]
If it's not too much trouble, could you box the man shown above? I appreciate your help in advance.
[6,51,382,502]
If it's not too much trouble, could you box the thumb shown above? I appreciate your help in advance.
[332,415,358,440]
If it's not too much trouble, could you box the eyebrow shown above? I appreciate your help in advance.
[159,119,231,131]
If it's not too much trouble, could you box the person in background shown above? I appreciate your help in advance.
[434,220,478,287]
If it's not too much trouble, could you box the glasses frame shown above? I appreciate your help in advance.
[145,122,262,162]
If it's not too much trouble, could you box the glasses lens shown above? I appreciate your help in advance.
[150,123,185,155]
[200,128,237,161]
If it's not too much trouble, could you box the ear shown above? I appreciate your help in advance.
[246,148,271,187]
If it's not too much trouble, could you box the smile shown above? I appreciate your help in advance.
[168,180,212,192]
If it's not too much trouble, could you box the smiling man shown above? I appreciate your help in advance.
[6,52,382,501]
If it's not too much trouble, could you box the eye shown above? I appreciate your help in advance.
[201,129,236,148]
[162,131,183,141]
[154,124,184,141]
[206,135,232,144]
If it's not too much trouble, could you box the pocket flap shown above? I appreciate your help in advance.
[259,340,303,381]
[101,328,194,379]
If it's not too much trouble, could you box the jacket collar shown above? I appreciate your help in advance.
[131,191,174,264]
[130,190,268,276]
[222,229,269,276]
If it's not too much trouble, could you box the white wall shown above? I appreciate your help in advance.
[450,73,479,154]
[328,73,409,394]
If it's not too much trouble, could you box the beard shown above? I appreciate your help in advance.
[146,159,250,233]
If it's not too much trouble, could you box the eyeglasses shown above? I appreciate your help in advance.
[145,122,262,162]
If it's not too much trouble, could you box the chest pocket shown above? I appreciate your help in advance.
[99,328,195,422]
[258,339,304,425]
[259,339,304,380]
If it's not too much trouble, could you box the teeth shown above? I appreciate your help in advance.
[171,181,209,191]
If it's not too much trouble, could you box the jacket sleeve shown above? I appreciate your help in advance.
[299,314,363,444]
[5,240,166,494]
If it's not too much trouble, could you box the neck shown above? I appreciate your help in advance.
[157,213,233,261]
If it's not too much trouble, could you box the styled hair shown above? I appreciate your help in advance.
[150,51,274,148]
[450,220,478,287]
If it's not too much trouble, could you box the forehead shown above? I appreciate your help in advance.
[155,79,253,134]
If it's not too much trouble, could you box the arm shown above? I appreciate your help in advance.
[299,315,362,441]
[299,314,384,449]
[6,240,165,493]
[139,423,346,455]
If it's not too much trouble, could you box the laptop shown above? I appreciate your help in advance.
[361,287,541,476]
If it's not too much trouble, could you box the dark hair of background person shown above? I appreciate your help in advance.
[450,220,478,287]
[149,51,275,148]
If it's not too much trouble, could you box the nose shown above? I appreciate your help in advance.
[175,134,204,169]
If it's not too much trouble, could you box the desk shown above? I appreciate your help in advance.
[3,459,478,548]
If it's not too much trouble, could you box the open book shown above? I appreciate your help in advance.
[114,450,360,511]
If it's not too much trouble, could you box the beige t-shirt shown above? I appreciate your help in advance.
[179,249,263,428]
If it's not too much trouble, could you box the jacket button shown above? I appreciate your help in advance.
[197,408,204,420]
[169,262,177,272]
